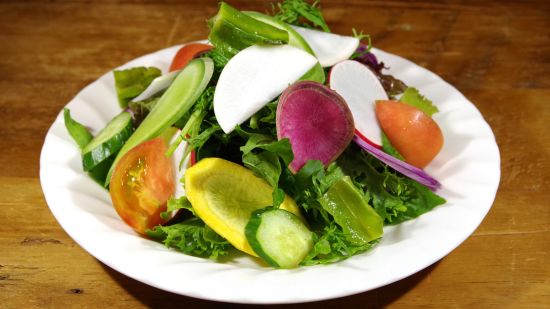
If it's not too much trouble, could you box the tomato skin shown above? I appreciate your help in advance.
[109,138,175,234]
[169,43,212,72]
[375,100,443,168]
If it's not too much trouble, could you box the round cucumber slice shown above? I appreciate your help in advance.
[245,207,313,269]
[82,111,133,171]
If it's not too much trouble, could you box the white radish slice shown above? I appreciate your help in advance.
[169,131,188,199]
[171,143,188,199]
[131,70,180,102]
[214,44,318,133]
[291,26,359,67]
[329,60,388,146]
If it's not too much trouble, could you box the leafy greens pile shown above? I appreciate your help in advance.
[114,0,447,265]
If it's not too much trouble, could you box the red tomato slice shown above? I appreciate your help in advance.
[109,137,175,234]
[169,43,212,72]
[375,100,443,168]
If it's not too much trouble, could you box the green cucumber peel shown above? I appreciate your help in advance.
[87,155,115,186]
[209,2,289,59]
[82,111,133,171]
[245,207,313,269]
[104,58,214,186]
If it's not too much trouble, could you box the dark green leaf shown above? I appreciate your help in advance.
[239,133,294,166]
[293,159,325,193]
[242,151,281,188]
[238,131,294,208]
[63,108,93,150]
[272,0,330,32]
[185,125,221,156]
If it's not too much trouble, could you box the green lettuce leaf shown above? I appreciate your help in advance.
[160,196,195,220]
[147,217,232,260]
[301,222,380,265]
[237,129,294,208]
[400,87,439,117]
[113,67,161,108]
[283,160,381,264]
[285,160,344,225]
[337,144,446,224]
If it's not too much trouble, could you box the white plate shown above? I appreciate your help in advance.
[40,44,500,304]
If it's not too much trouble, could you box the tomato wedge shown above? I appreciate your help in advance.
[169,43,212,72]
[109,137,175,234]
[375,100,443,168]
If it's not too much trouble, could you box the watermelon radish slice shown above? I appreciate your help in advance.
[329,60,388,146]
[277,81,355,172]
[291,26,359,67]
[214,44,318,134]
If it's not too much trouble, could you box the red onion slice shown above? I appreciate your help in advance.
[352,134,442,191]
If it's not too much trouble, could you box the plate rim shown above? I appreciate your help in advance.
[39,44,501,304]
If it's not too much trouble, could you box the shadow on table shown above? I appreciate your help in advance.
[100,260,438,308]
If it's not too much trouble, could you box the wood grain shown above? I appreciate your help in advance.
[1,0,549,308]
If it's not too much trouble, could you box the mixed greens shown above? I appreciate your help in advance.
[64,0,446,268]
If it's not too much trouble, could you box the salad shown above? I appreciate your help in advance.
[63,0,446,269]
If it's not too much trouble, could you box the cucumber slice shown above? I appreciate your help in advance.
[245,207,313,268]
[81,112,133,171]
[87,154,115,185]
[104,57,214,186]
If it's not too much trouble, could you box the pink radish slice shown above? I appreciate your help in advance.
[277,81,355,172]
[355,129,382,149]
[329,60,388,146]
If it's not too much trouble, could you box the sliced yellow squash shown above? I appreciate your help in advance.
[184,158,302,256]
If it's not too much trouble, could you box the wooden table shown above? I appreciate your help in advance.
[1,0,548,307]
